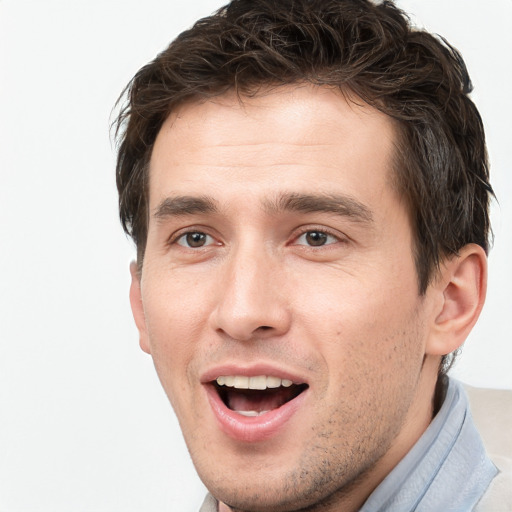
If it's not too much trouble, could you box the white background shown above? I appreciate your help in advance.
[0,0,510,510]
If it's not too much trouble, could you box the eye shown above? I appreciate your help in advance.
[176,231,215,248]
[295,230,339,247]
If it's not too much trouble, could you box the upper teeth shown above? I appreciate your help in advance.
[216,375,293,390]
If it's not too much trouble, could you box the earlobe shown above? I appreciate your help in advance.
[427,244,487,356]
[129,261,151,354]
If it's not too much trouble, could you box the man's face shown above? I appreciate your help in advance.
[132,85,439,511]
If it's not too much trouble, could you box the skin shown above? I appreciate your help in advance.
[129,85,486,512]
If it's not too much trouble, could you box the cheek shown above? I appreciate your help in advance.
[140,275,210,406]
[293,265,426,376]
[312,294,428,439]
[143,265,213,343]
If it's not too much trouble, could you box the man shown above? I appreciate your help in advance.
[114,0,510,510]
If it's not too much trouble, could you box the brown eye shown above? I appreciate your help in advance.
[177,232,213,248]
[304,231,329,246]
[294,229,343,247]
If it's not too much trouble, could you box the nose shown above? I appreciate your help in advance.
[209,244,291,342]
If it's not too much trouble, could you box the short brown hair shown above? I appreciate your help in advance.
[115,0,493,297]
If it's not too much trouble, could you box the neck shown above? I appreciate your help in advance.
[219,365,441,512]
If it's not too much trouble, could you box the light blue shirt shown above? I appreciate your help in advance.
[200,378,498,512]
[360,378,497,511]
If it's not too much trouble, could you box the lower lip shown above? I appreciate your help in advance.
[205,385,308,443]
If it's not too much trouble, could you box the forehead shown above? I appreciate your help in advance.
[149,85,399,211]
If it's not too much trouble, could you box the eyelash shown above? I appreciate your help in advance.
[169,229,218,249]
[292,227,345,248]
[168,226,345,249]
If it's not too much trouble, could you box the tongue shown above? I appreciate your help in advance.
[226,387,296,413]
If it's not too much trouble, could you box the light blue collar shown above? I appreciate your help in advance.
[360,378,497,512]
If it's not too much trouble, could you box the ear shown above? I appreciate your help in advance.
[426,244,487,357]
[129,261,151,354]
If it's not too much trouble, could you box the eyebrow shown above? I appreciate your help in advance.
[265,192,373,223]
[152,192,373,224]
[153,195,218,220]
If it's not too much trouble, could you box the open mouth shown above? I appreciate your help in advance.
[213,375,309,417]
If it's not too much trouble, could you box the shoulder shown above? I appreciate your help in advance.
[199,493,218,512]
[464,384,512,511]
[463,384,512,459]
[474,455,512,511]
